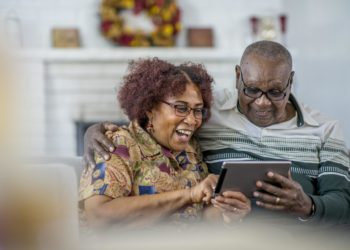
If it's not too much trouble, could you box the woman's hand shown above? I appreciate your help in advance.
[211,191,251,224]
[253,171,313,217]
[83,122,118,167]
[190,174,218,204]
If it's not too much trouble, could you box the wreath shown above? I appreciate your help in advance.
[100,0,181,47]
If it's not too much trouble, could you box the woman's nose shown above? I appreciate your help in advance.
[184,110,198,125]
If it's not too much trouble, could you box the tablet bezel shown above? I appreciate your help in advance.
[214,160,291,198]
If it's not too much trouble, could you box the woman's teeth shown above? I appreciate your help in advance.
[176,129,192,136]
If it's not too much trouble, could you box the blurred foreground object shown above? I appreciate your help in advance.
[1,164,79,250]
[0,41,78,250]
[0,41,22,158]
[80,221,350,250]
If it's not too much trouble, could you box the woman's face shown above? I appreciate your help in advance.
[147,82,204,152]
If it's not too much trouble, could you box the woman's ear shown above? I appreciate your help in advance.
[145,110,155,134]
[146,110,153,120]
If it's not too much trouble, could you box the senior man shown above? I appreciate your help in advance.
[83,41,350,225]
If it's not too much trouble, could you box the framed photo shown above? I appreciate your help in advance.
[52,28,80,48]
[187,28,214,47]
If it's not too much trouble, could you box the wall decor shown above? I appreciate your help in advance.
[100,0,181,47]
[51,28,80,48]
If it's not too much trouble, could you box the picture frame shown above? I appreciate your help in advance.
[187,28,214,47]
[51,28,80,48]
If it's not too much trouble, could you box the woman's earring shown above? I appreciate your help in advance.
[146,120,155,134]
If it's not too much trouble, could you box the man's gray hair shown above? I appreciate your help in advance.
[240,40,292,68]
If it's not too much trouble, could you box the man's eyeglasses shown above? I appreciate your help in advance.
[240,71,291,101]
[161,101,208,120]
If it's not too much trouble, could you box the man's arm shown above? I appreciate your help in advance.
[255,122,350,224]
[280,121,349,224]
[83,122,118,166]
[310,122,350,224]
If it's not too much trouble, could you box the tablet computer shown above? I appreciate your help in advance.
[214,161,291,198]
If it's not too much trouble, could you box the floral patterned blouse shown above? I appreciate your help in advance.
[79,121,208,224]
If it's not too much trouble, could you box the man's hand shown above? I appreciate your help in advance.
[83,122,119,167]
[211,191,251,224]
[254,171,313,217]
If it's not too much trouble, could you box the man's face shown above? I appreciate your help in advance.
[236,54,294,127]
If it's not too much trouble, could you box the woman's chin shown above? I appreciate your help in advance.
[171,140,191,152]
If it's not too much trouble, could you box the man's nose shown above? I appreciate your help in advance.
[254,93,271,106]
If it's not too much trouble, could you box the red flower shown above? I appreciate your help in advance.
[134,0,145,14]
[101,21,113,33]
[173,8,180,23]
[155,0,165,7]
[117,34,134,45]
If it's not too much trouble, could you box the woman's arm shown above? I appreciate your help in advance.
[84,189,190,228]
[84,174,218,229]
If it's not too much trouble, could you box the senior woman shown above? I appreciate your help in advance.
[79,58,251,229]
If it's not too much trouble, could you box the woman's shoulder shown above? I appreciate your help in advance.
[187,137,202,157]
[105,124,135,147]
[189,137,200,149]
[103,123,141,160]
[104,121,162,161]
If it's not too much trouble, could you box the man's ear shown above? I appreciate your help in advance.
[235,65,241,89]
[289,71,295,86]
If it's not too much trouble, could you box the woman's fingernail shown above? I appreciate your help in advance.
[253,192,259,197]
[256,181,262,187]
[256,201,262,206]
[104,155,109,160]
[267,172,274,177]
[109,147,115,152]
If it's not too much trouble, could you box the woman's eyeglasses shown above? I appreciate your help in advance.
[161,101,208,119]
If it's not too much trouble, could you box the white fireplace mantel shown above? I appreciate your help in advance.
[18,48,240,156]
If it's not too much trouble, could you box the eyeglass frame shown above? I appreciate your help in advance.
[239,69,292,101]
[161,101,208,120]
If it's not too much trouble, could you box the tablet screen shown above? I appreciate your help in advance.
[214,161,291,198]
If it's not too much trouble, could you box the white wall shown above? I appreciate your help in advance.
[0,0,284,50]
[1,0,350,147]
[284,0,350,146]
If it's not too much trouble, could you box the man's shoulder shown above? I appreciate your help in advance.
[299,102,347,142]
[301,103,339,127]
[212,88,238,109]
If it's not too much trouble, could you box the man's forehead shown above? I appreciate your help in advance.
[241,55,290,73]
[243,52,283,63]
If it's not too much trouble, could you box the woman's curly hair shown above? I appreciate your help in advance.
[118,57,214,128]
